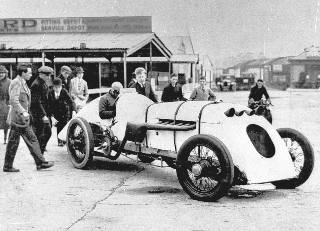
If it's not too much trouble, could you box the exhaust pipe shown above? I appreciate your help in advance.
[244,110,255,116]
[224,108,235,117]
[235,110,245,116]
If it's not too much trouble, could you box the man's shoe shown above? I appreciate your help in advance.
[36,161,54,171]
[3,167,20,172]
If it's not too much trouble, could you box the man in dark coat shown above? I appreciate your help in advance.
[161,73,186,102]
[128,71,137,88]
[0,65,11,144]
[3,64,54,172]
[30,66,54,154]
[131,67,158,103]
[48,78,76,146]
[57,65,72,92]
[248,79,272,109]
[99,82,123,119]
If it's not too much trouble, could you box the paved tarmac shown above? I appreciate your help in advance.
[0,89,320,231]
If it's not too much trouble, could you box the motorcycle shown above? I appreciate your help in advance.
[248,99,273,124]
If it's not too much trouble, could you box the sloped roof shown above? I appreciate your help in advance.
[159,36,195,55]
[269,56,293,65]
[0,32,172,58]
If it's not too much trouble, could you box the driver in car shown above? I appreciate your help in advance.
[99,82,123,119]
[248,79,272,109]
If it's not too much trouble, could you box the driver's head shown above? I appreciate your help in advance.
[135,67,146,85]
[111,81,123,98]
[256,79,264,88]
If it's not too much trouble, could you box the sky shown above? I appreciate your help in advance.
[1,0,320,65]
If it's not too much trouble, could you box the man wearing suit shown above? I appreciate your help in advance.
[131,67,158,103]
[48,78,76,146]
[69,66,89,112]
[57,65,72,92]
[30,66,54,155]
[3,64,54,172]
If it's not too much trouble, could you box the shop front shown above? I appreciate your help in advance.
[0,17,174,93]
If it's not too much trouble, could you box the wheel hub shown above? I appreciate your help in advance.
[191,160,211,177]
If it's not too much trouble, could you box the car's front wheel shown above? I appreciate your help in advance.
[67,117,94,169]
[176,134,234,201]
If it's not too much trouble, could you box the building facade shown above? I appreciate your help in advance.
[0,17,199,95]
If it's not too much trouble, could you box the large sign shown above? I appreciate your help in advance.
[0,16,152,34]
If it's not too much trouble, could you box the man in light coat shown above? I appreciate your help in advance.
[69,66,89,112]
[3,64,54,172]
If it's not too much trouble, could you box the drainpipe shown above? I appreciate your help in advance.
[123,51,127,87]
[42,52,45,66]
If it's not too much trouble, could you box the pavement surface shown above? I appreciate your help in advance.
[0,89,320,231]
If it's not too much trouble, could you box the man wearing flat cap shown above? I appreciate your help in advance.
[3,63,54,172]
[30,65,54,155]
[69,66,89,112]
[57,65,72,92]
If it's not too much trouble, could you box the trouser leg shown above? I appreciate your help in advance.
[56,121,67,143]
[21,125,45,165]
[3,126,20,168]
[4,128,8,142]
[32,122,52,154]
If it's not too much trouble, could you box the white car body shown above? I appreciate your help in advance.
[59,92,296,184]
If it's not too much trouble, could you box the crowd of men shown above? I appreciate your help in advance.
[0,64,88,172]
[0,64,271,173]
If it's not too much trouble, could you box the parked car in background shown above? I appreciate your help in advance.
[216,74,236,91]
[235,73,255,91]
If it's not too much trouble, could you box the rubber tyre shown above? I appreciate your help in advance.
[176,134,234,201]
[272,128,314,189]
[67,117,94,169]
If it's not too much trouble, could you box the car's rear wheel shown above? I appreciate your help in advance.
[67,117,94,169]
[176,134,234,201]
[272,128,314,189]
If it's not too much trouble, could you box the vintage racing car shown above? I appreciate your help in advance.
[58,91,314,202]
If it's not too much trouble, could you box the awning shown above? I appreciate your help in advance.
[0,32,172,60]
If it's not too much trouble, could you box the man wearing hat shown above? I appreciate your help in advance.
[30,65,54,155]
[3,63,54,172]
[69,66,89,112]
[48,78,76,146]
[57,65,72,92]
[0,65,11,144]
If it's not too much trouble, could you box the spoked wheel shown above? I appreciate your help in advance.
[272,128,314,189]
[67,117,94,169]
[176,134,234,201]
